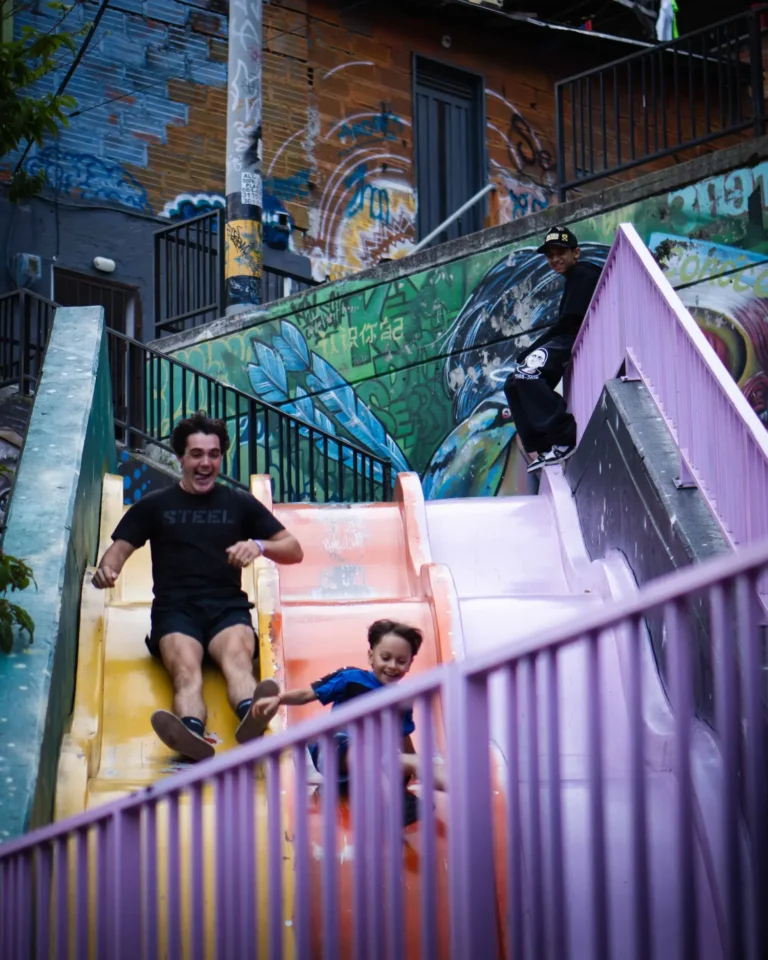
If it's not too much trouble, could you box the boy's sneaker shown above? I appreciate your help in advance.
[235,678,281,744]
[151,710,215,762]
[527,444,576,473]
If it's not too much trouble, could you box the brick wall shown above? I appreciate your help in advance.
[6,0,748,282]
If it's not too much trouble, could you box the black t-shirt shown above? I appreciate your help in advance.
[112,484,285,606]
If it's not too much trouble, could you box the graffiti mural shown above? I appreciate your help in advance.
[118,450,175,505]
[170,157,768,500]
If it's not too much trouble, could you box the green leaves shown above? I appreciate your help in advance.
[0,553,36,652]
[1,6,85,202]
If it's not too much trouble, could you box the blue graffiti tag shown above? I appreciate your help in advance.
[344,164,390,224]
[337,108,404,156]
[25,147,150,211]
[509,186,550,220]
[264,169,311,202]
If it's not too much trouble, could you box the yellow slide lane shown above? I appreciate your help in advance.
[55,474,294,959]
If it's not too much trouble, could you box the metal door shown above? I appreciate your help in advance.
[414,56,485,247]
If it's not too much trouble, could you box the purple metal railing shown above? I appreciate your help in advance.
[568,223,768,559]
[0,542,766,958]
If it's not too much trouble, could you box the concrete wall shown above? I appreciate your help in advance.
[155,137,768,501]
[0,195,162,339]
[565,379,731,723]
[0,307,116,839]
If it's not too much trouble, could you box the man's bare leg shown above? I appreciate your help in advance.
[207,623,279,742]
[151,633,214,762]
[207,623,257,710]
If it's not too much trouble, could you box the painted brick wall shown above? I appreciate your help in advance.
[5,0,624,282]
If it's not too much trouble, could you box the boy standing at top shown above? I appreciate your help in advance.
[504,226,602,473]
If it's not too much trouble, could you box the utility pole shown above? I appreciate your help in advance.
[225,0,263,314]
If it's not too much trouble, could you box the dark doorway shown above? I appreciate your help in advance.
[53,268,143,444]
[53,269,141,339]
[413,56,485,247]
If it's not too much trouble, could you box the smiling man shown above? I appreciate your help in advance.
[92,413,303,762]
[504,226,602,472]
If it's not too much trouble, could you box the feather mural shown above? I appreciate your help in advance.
[246,320,411,474]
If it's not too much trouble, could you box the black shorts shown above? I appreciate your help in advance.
[146,598,255,659]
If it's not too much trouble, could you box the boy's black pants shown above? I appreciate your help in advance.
[503,338,577,455]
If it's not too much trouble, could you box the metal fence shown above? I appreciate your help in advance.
[0,289,57,396]
[555,7,767,199]
[0,537,765,958]
[107,328,392,503]
[154,211,319,336]
[567,224,768,564]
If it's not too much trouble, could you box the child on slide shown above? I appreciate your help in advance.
[249,619,426,824]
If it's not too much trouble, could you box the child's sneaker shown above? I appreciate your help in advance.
[151,710,214,762]
[527,444,576,472]
[235,678,281,744]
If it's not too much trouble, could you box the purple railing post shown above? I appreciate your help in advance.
[586,633,610,960]
[215,770,236,960]
[291,745,310,960]
[74,830,89,960]
[18,852,32,959]
[114,808,143,959]
[444,665,498,958]
[667,600,698,960]
[418,695,438,960]
[189,784,205,960]
[235,764,257,958]
[545,647,567,960]
[364,715,384,960]
[627,618,651,960]
[266,754,284,960]
[350,722,369,959]
[737,573,768,959]
[382,707,405,960]
[141,803,159,960]
[35,844,52,960]
[319,733,339,960]
[166,793,182,959]
[503,664,524,960]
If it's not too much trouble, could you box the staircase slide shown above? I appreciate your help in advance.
[54,468,729,958]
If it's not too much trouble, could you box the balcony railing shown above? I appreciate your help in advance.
[154,211,319,336]
[555,7,768,199]
[0,289,57,396]
[107,329,392,503]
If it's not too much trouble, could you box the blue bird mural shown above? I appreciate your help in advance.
[241,243,611,499]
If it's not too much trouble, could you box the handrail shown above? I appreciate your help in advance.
[555,6,767,198]
[107,327,392,502]
[1,535,766,958]
[410,183,496,254]
[567,223,768,559]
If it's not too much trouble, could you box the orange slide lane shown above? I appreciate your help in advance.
[252,475,462,959]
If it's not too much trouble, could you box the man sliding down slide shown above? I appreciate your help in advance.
[92,413,303,762]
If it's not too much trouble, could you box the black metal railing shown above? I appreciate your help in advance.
[154,211,320,336]
[154,210,225,336]
[107,329,393,503]
[555,7,767,199]
[0,289,57,396]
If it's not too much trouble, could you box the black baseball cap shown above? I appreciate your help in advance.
[537,226,579,253]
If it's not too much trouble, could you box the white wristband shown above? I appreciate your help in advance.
[252,539,265,556]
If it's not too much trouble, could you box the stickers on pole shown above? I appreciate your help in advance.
[241,171,263,209]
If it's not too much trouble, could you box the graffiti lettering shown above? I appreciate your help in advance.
[509,187,550,220]
[508,112,554,176]
[24,147,150,212]
[265,169,311,202]
[337,107,404,153]
[344,164,390,224]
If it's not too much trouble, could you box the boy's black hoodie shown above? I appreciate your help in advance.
[519,260,603,359]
